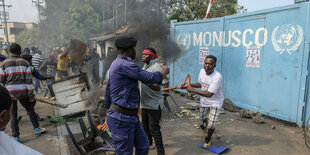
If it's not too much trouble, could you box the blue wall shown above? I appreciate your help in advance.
[169,2,310,127]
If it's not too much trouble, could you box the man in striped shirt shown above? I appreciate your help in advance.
[32,49,44,93]
[0,43,46,142]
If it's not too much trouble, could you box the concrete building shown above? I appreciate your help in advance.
[0,22,35,44]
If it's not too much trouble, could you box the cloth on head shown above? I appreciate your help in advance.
[115,37,137,49]
[143,50,158,59]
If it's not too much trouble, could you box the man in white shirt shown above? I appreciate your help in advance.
[183,55,224,148]
[0,85,42,155]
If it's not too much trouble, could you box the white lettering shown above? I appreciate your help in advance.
[232,30,241,47]
[193,32,203,46]
[213,31,223,46]
[255,27,268,47]
[223,31,232,47]
[242,29,254,47]
[203,32,212,46]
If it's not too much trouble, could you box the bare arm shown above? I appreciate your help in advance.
[191,82,201,88]
[186,85,214,98]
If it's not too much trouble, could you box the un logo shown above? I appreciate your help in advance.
[176,33,191,51]
[272,24,303,55]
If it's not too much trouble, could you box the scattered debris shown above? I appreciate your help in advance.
[288,130,295,134]
[239,109,265,124]
[215,134,222,139]
[220,108,226,114]
[194,123,200,129]
[223,98,240,112]
[181,109,192,116]
[217,121,222,125]
[186,102,200,109]
[271,125,276,129]
[253,112,264,124]
[227,118,234,121]
[193,94,200,102]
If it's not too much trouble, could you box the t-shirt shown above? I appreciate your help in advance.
[32,54,44,70]
[198,68,224,108]
[41,61,57,77]
[57,54,70,71]
[0,131,43,155]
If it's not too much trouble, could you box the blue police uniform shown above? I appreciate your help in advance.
[104,54,162,155]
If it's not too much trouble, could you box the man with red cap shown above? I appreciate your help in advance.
[140,48,165,154]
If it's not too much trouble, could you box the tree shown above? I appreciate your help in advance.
[165,0,247,22]
[58,0,100,45]
[15,26,40,47]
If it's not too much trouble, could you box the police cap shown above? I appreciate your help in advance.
[115,37,137,49]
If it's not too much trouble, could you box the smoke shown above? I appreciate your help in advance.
[100,0,182,82]
[127,0,182,63]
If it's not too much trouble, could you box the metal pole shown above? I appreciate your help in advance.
[1,0,9,46]
[37,0,40,23]
[205,0,214,19]
[124,0,126,23]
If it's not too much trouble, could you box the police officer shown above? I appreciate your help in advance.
[104,37,169,155]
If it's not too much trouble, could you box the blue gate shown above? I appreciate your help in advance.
[169,2,310,126]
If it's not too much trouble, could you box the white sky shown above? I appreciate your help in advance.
[3,0,296,23]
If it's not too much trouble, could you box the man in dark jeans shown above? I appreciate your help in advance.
[140,48,165,155]
[0,43,46,142]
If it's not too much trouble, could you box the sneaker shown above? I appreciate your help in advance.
[14,136,20,142]
[44,96,49,99]
[203,140,212,148]
[34,127,47,135]
[49,97,56,101]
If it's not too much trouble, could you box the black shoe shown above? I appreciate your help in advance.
[200,124,207,131]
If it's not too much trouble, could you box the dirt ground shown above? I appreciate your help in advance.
[3,93,60,155]
[3,90,310,155]
[148,92,310,155]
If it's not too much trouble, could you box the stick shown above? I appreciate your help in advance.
[162,86,178,91]
[35,97,68,108]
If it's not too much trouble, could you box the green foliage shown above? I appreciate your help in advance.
[58,0,100,45]
[15,26,40,47]
[39,0,100,47]
[165,0,247,22]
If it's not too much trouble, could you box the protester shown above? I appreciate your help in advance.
[21,54,53,121]
[103,37,169,155]
[85,48,100,84]
[0,85,43,154]
[40,55,57,100]
[182,55,224,148]
[57,47,70,80]
[1,47,10,58]
[140,47,165,154]
[0,53,6,63]
[23,47,31,55]
[100,47,118,86]
[0,43,46,142]
[32,49,44,94]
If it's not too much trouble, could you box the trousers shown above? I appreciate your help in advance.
[142,108,165,155]
[11,98,39,137]
[107,116,149,155]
